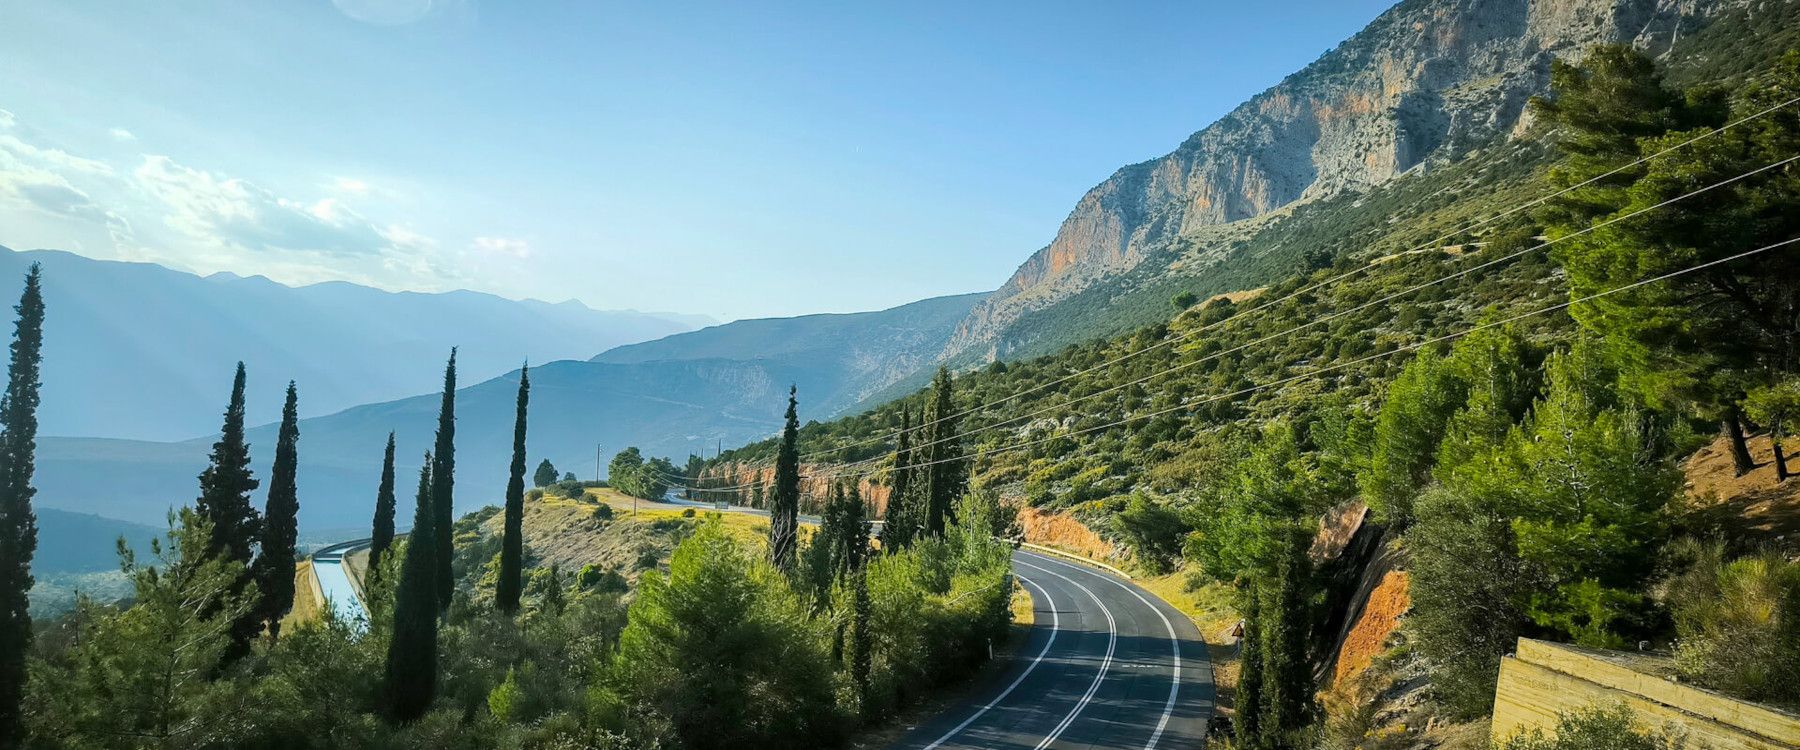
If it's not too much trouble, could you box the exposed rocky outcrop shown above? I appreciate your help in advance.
[943,0,1746,363]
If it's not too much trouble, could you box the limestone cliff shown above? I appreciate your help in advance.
[943,0,1744,362]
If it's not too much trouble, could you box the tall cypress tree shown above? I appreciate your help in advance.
[430,350,456,612]
[768,385,800,572]
[195,362,261,663]
[382,456,439,722]
[368,432,398,583]
[850,569,872,714]
[879,409,919,552]
[921,368,965,536]
[0,264,45,749]
[253,381,301,640]
[496,364,529,614]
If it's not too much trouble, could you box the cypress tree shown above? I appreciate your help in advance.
[768,385,800,572]
[252,381,301,640]
[496,364,529,614]
[368,432,398,583]
[843,482,869,574]
[850,569,872,714]
[431,350,456,612]
[382,456,439,722]
[1233,587,1265,742]
[1258,526,1314,740]
[921,368,965,536]
[879,409,919,552]
[0,264,44,749]
[195,362,261,663]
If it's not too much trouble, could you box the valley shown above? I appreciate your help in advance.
[9,1,1800,749]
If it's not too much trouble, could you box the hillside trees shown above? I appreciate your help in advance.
[497,365,529,615]
[607,446,676,500]
[1409,341,1680,716]
[1539,47,1800,474]
[252,381,301,641]
[769,386,801,571]
[25,511,259,747]
[0,264,44,749]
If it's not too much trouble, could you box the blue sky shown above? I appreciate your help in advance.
[0,0,1393,322]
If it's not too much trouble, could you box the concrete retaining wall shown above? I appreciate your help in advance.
[1492,639,1800,749]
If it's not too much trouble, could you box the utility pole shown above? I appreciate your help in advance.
[595,443,601,483]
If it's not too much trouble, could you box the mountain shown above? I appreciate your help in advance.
[938,0,1754,364]
[36,293,986,530]
[594,292,987,417]
[0,246,706,441]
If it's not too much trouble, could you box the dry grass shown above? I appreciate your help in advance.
[281,560,323,629]
[471,490,774,584]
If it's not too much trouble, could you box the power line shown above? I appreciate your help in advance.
[789,149,1800,474]
[778,234,1800,486]
[787,92,1800,463]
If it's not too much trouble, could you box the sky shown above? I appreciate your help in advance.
[0,0,1395,322]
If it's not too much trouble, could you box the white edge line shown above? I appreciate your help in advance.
[1020,551,1184,750]
[1016,559,1118,750]
[921,573,1060,750]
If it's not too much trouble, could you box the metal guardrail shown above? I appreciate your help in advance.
[1012,541,1134,579]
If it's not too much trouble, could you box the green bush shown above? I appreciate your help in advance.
[1494,704,1686,750]
[1663,540,1800,706]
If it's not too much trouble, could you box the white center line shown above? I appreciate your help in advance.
[1015,559,1118,750]
[1021,551,1183,749]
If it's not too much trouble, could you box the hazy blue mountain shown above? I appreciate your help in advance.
[36,293,984,531]
[595,292,987,417]
[0,246,707,441]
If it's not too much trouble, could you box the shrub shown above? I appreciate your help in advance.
[591,503,614,522]
[1494,704,1686,750]
[1663,540,1800,706]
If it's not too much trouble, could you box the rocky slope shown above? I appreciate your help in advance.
[942,0,1748,362]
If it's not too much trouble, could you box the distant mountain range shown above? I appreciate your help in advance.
[0,246,707,442]
[25,0,1771,540]
[35,292,985,530]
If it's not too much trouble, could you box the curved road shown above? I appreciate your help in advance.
[319,493,1217,747]
[892,549,1214,750]
[663,490,1217,748]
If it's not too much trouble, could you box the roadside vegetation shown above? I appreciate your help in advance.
[705,45,1800,748]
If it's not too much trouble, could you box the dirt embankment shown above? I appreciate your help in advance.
[1016,506,1116,560]
[1682,433,1800,551]
[697,462,892,515]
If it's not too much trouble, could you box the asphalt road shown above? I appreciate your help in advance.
[890,549,1215,750]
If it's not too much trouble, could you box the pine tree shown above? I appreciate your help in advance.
[497,364,529,615]
[921,368,965,536]
[879,409,919,551]
[252,381,301,640]
[194,362,261,664]
[533,459,558,488]
[768,385,800,572]
[368,432,398,582]
[430,350,456,612]
[382,456,439,722]
[0,264,44,749]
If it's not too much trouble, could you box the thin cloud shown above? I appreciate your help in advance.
[472,235,531,259]
[108,127,137,142]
